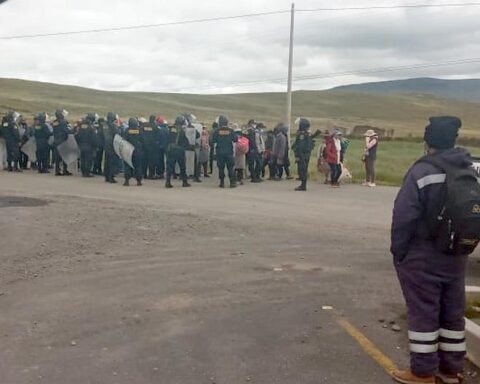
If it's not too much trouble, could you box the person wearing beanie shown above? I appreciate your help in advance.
[391,116,471,384]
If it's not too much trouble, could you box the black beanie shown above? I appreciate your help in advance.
[424,116,461,149]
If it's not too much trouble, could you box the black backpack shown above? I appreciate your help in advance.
[421,155,480,255]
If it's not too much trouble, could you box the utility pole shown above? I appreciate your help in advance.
[286,3,295,144]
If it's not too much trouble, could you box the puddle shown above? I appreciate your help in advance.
[0,196,48,208]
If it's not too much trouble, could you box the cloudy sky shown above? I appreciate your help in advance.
[0,0,479,93]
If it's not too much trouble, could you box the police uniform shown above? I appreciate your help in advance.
[165,116,191,188]
[34,114,52,173]
[103,112,119,183]
[52,111,72,176]
[156,119,169,178]
[123,118,144,186]
[75,116,96,177]
[92,119,105,175]
[292,119,318,191]
[143,116,160,179]
[212,116,237,188]
[392,117,468,383]
[1,113,21,172]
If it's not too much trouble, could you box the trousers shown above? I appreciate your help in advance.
[395,247,467,376]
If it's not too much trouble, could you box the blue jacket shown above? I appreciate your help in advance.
[391,148,472,262]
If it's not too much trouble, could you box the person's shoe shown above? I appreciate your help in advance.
[230,182,237,188]
[295,185,306,191]
[392,369,435,384]
[193,177,202,183]
[182,180,191,188]
[123,180,129,187]
[368,182,376,187]
[165,181,173,188]
[55,172,62,176]
[331,183,340,188]
[436,372,464,384]
[64,171,73,176]
[204,174,210,178]
[362,181,369,186]
[136,180,142,186]
[273,176,282,181]
[251,178,261,183]
[219,181,225,188]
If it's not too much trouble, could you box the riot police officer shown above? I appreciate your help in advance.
[212,115,237,188]
[292,118,320,191]
[92,117,105,175]
[75,113,96,177]
[34,113,52,173]
[1,111,22,172]
[52,109,72,176]
[103,112,119,183]
[165,116,191,188]
[143,115,160,179]
[123,117,144,186]
[156,115,169,179]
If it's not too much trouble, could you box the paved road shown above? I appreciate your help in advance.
[0,172,478,384]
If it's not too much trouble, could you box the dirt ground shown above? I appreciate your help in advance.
[0,171,479,384]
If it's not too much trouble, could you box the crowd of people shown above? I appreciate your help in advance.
[0,109,378,191]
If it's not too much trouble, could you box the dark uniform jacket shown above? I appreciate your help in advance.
[292,130,314,159]
[391,148,472,263]
[75,124,96,151]
[124,125,144,151]
[142,123,159,149]
[104,122,118,153]
[212,127,237,156]
[34,123,52,148]
[52,119,70,147]
[1,121,21,144]
[167,126,189,151]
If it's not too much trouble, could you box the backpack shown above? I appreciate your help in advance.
[236,136,249,155]
[421,155,480,255]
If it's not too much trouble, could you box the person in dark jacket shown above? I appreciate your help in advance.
[156,115,169,179]
[34,113,52,173]
[246,119,264,183]
[1,111,22,172]
[52,109,72,176]
[391,116,470,384]
[75,113,96,177]
[142,115,160,179]
[292,118,320,191]
[212,115,237,188]
[92,117,105,175]
[122,117,144,186]
[165,115,191,188]
[18,117,31,169]
[103,112,119,184]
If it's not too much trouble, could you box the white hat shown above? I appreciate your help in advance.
[364,129,377,137]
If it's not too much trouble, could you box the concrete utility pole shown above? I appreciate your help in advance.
[286,2,295,141]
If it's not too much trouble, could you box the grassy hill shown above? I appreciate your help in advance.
[1,78,480,137]
[331,77,480,102]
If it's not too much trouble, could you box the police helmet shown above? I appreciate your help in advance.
[128,117,139,128]
[175,115,187,128]
[216,115,229,128]
[106,112,118,123]
[7,111,20,123]
[37,112,48,124]
[296,117,310,131]
[55,109,68,120]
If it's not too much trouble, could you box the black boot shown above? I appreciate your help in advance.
[123,180,130,187]
[136,179,142,186]
[165,180,173,188]
[219,179,225,188]
[295,183,306,191]
[230,180,237,188]
[182,179,191,187]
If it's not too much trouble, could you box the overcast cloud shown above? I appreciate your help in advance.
[0,0,479,93]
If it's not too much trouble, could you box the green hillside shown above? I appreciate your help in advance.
[1,78,480,137]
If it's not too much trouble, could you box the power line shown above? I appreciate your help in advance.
[296,2,480,12]
[0,10,290,40]
[172,57,480,92]
[1,2,480,40]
